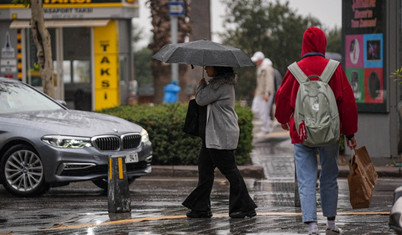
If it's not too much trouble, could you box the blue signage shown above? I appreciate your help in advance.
[169,2,185,16]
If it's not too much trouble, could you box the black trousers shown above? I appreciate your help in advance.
[182,147,257,214]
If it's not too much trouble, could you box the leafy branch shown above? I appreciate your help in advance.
[391,68,402,86]
[12,0,30,7]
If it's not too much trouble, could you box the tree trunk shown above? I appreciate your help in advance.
[30,0,54,98]
[186,0,211,100]
[148,0,191,104]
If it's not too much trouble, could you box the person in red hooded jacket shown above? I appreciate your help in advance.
[275,27,358,235]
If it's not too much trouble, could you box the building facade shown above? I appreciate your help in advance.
[0,0,138,110]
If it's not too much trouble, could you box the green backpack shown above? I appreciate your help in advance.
[288,59,340,147]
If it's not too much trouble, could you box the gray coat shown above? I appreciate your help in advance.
[195,75,239,150]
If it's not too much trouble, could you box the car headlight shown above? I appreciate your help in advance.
[42,135,92,148]
[140,129,149,143]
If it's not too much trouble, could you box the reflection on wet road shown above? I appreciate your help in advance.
[0,177,396,234]
[0,134,398,234]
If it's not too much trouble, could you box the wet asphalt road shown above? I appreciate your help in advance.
[0,130,401,234]
[0,175,400,234]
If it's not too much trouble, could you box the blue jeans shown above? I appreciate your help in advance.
[294,142,339,222]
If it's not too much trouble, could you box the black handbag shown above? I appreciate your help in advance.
[183,99,206,137]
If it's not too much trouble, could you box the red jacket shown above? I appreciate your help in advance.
[274,26,358,144]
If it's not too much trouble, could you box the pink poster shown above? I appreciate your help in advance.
[345,35,364,68]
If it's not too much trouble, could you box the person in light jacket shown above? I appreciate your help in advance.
[251,51,275,133]
[182,66,257,219]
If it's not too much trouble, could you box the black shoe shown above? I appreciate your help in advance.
[186,210,212,218]
[229,210,257,218]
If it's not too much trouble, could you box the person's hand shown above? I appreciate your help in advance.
[281,123,289,131]
[346,136,357,150]
[264,94,269,101]
[198,78,207,86]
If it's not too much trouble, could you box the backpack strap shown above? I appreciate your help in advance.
[288,62,308,84]
[320,59,340,83]
[288,60,340,84]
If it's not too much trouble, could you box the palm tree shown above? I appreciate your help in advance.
[13,0,54,98]
[147,0,191,103]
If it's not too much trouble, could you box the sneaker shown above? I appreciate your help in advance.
[326,227,343,235]
[309,232,320,235]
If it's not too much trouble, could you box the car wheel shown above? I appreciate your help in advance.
[0,144,49,196]
[92,177,136,190]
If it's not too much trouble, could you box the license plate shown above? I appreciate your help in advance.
[125,153,139,163]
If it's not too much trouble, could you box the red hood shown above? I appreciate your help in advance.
[301,26,327,57]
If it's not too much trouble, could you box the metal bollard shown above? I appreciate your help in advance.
[108,155,131,213]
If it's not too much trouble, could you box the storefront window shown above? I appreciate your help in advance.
[63,28,91,111]
[62,61,71,84]
[24,26,92,110]
[73,60,90,83]
[25,28,56,88]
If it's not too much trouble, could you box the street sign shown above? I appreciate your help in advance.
[0,59,17,73]
[169,1,185,16]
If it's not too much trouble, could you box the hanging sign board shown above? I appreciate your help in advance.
[342,0,386,113]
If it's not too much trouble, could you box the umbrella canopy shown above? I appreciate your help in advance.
[152,39,255,67]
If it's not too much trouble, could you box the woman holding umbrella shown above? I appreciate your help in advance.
[182,66,257,219]
[152,40,257,218]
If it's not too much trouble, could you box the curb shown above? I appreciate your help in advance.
[149,165,265,179]
[149,165,401,179]
[338,165,402,178]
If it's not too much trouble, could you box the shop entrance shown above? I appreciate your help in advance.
[25,27,92,111]
[62,28,91,111]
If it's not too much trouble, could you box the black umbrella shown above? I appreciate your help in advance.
[152,39,255,67]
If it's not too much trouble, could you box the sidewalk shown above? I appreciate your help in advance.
[149,121,402,179]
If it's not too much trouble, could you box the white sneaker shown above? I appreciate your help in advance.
[326,227,343,235]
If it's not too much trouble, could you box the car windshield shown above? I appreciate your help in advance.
[0,81,64,114]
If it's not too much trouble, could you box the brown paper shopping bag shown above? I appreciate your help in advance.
[347,146,378,209]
